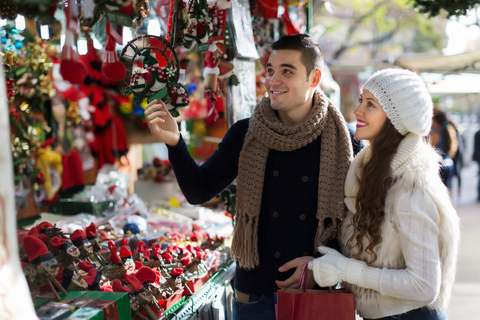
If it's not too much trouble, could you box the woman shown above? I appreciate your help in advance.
[308,69,460,320]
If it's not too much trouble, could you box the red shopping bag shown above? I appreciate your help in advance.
[276,265,355,320]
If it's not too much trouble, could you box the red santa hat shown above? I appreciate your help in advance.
[135,266,157,285]
[180,255,191,267]
[23,235,54,264]
[124,275,145,293]
[102,35,126,81]
[112,279,131,293]
[36,221,54,233]
[70,229,88,247]
[120,238,128,247]
[27,227,48,243]
[134,261,144,270]
[85,222,97,240]
[109,245,121,264]
[78,261,93,273]
[82,268,99,287]
[120,246,132,259]
[50,237,70,251]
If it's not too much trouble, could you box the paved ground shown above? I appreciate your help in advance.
[446,163,480,319]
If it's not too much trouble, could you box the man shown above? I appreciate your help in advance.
[145,34,354,319]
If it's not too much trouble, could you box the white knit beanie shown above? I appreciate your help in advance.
[362,68,433,136]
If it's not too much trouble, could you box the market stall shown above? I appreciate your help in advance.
[1,0,312,318]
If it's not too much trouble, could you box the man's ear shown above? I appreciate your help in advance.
[310,69,322,88]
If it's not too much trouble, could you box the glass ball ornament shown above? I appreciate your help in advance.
[14,40,22,49]
[1,37,7,44]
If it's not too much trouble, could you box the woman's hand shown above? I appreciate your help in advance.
[275,256,316,290]
[144,99,181,146]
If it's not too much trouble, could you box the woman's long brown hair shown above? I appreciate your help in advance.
[347,119,404,265]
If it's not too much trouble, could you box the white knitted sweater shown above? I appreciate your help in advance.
[339,133,460,319]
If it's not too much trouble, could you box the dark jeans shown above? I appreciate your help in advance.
[232,292,275,320]
[363,307,447,320]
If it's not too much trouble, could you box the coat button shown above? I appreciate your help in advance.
[302,175,309,182]
[272,211,279,218]
[274,252,281,258]
[299,214,307,220]
[273,170,279,177]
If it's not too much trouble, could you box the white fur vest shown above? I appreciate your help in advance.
[340,133,460,319]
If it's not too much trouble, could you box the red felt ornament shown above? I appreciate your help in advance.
[60,32,87,84]
[112,279,131,293]
[23,235,54,263]
[102,35,126,81]
[171,267,183,276]
[135,266,157,284]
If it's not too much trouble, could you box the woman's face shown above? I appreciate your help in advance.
[354,89,388,144]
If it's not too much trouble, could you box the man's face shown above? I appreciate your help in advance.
[265,50,319,123]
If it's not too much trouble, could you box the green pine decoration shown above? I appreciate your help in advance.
[411,0,480,17]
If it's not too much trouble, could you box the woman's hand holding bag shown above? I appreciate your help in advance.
[308,246,367,287]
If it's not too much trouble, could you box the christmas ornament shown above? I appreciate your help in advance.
[120,34,189,117]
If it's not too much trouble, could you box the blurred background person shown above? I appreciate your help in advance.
[429,108,459,191]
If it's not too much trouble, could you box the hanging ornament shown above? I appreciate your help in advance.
[60,0,87,84]
[102,34,127,81]
[120,34,189,117]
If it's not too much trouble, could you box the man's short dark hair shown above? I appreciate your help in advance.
[271,34,324,79]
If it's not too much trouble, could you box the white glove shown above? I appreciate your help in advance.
[308,246,367,287]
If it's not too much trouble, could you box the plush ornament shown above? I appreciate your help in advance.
[102,35,127,81]
[130,67,150,93]
[141,49,168,99]
[60,0,87,84]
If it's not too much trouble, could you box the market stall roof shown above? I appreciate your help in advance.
[426,73,480,94]
[395,50,480,74]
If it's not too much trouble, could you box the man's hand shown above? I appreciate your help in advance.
[275,256,315,290]
[144,99,181,146]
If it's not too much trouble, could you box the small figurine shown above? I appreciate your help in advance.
[124,274,162,320]
[70,229,94,261]
[49,236,81,272]
[85,222,107,265]
[22,236,67,301]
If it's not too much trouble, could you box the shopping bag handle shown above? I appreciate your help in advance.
[298,263,333,293]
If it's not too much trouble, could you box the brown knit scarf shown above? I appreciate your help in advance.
[231,90,353,270]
